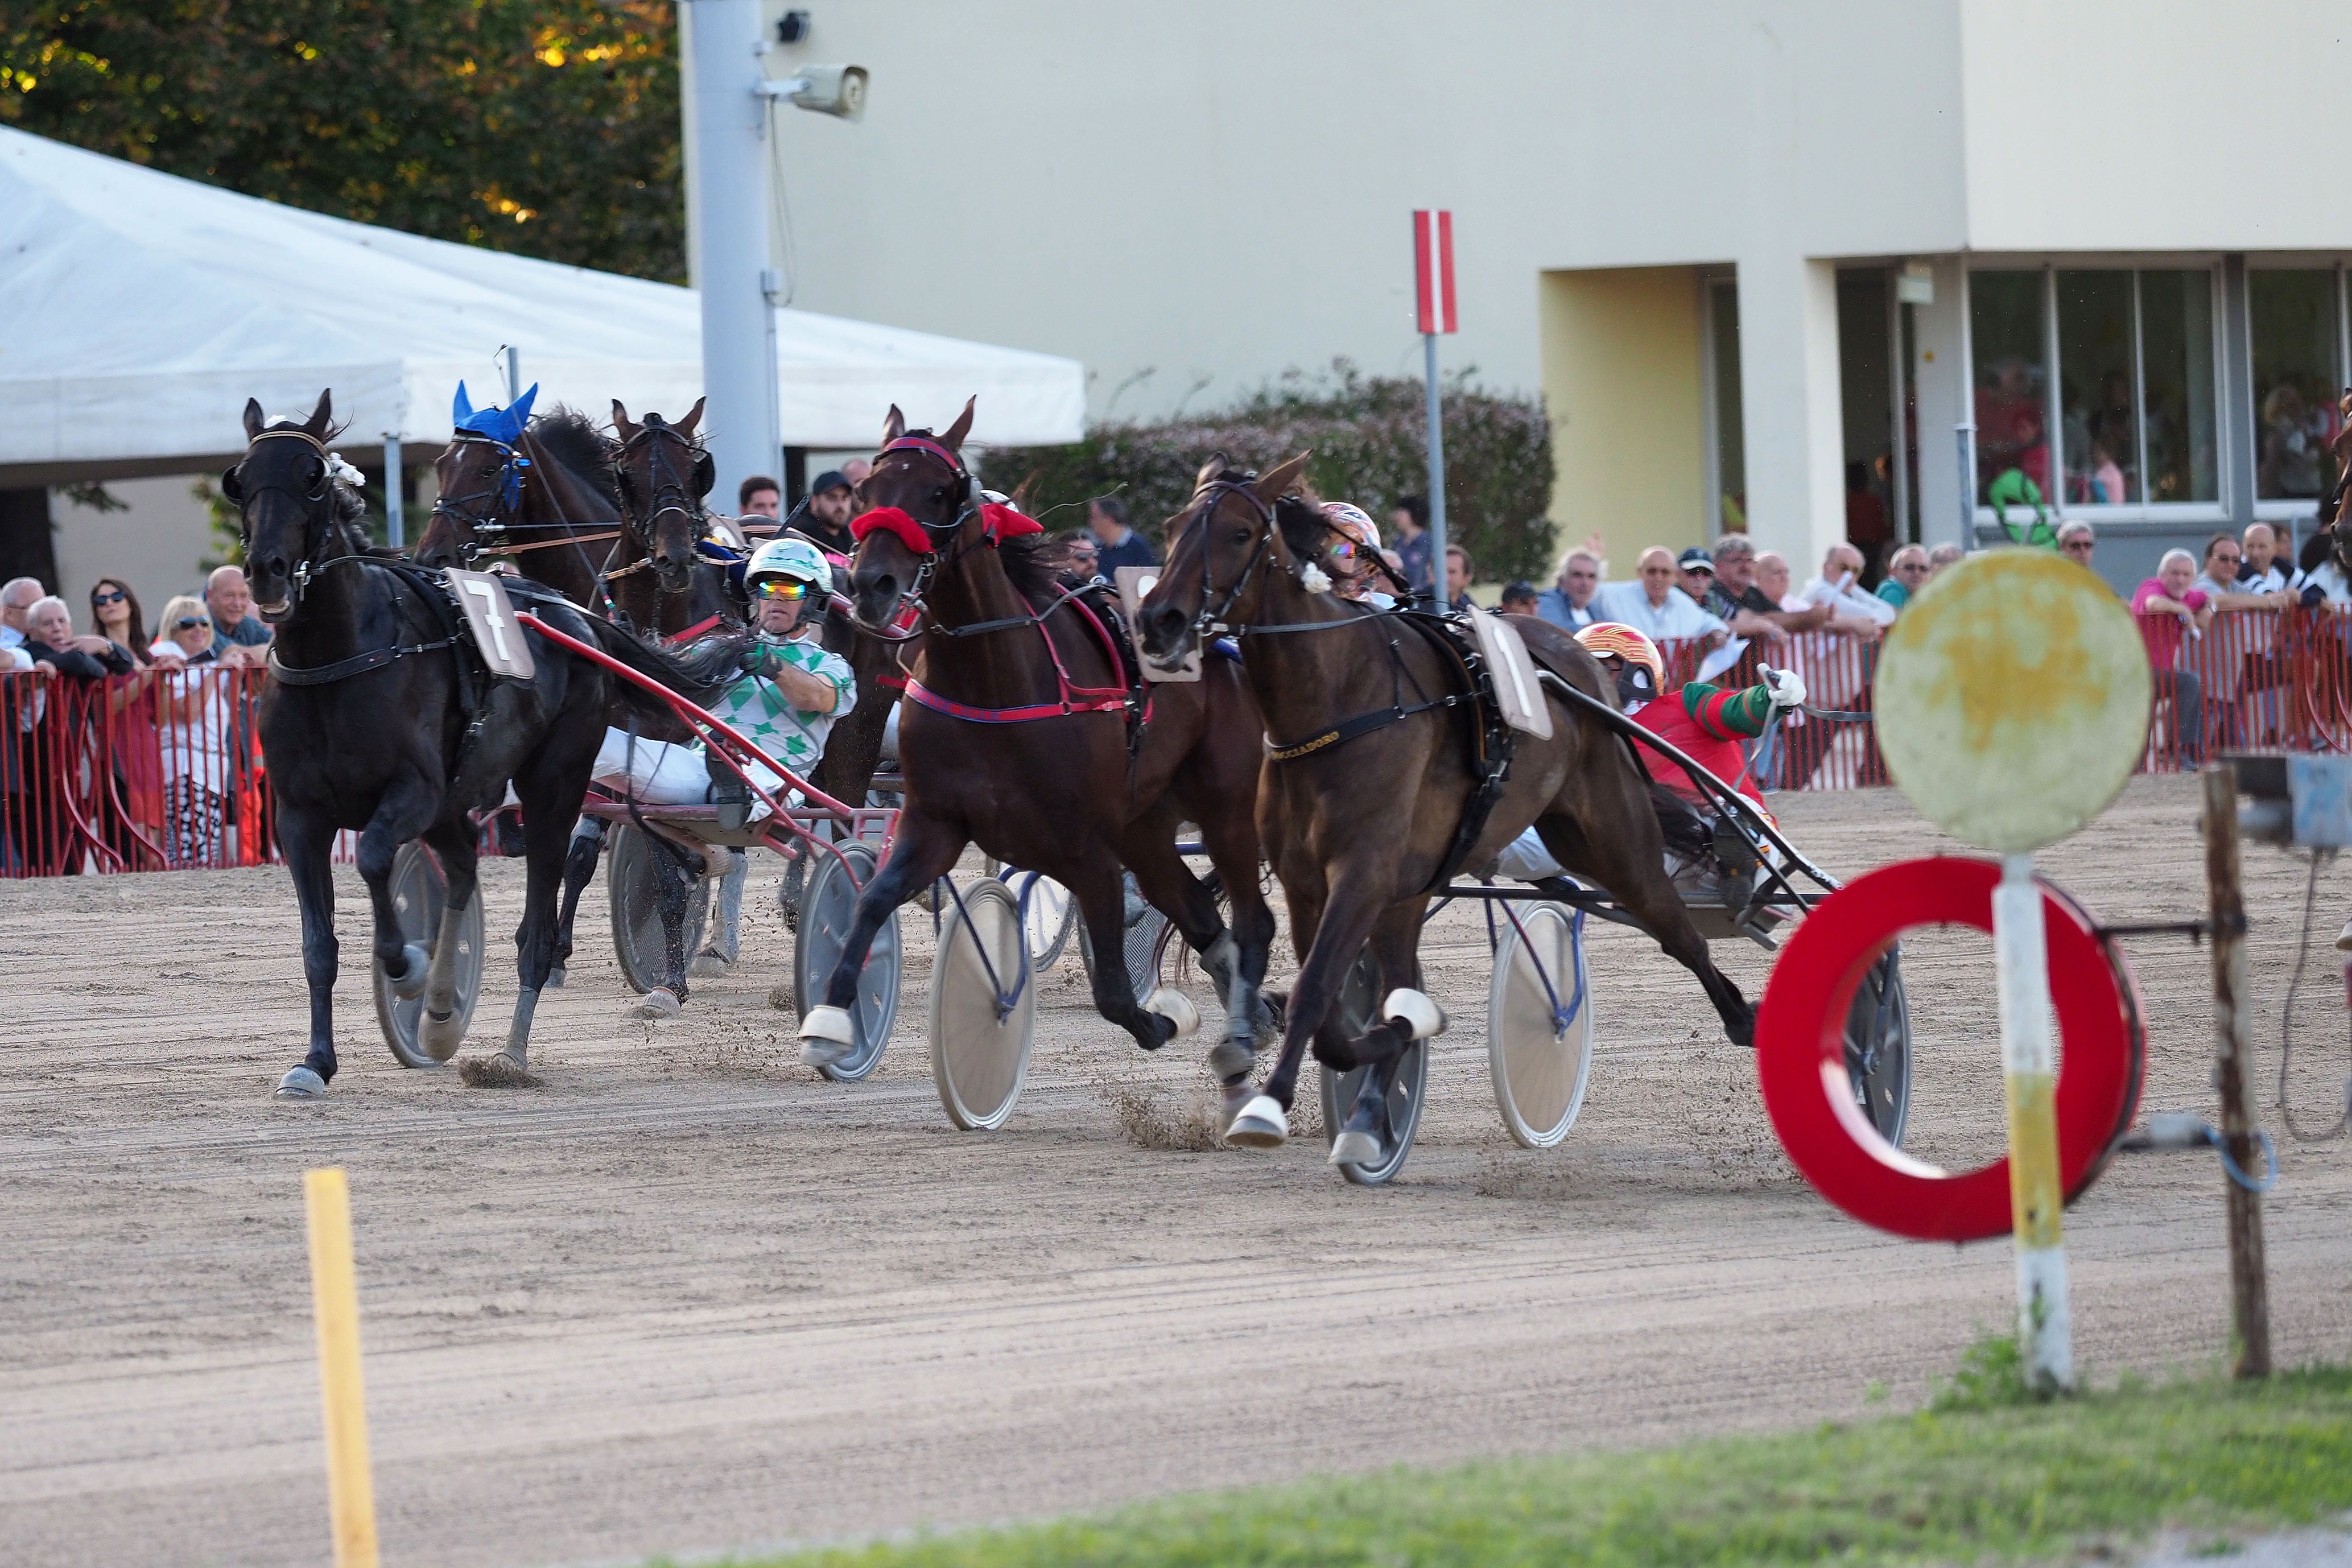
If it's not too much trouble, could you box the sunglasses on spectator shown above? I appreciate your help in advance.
[175,616,212,630]
[2211,551,2243,565]
[2061,539,2095,554]
[754,581,810,601]
[1896,561,1929,575]
[93,589,126,605]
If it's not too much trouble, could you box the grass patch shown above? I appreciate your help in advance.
[700,1360,2352,1568]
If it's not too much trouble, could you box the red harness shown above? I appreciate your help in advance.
[905,591,1134,723]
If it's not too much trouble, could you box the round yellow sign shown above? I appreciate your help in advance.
[1873,550,2151,853]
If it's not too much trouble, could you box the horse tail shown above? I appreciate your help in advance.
[1646,779,1713,860]
[576,614,736,714]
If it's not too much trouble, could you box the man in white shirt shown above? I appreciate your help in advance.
[1591,547,1730,642]
[2238,523,2293,595]
[2193,532,2290,609]
[1798,543,1896,639]
[0,577,41,650]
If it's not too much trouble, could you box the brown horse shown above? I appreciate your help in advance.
[1136,456,1753,1165]
[799,401,1277,1076]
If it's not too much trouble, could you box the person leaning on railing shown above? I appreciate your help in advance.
[2131,550,2213,765]
[146,595,235,868]
[10,596,134,874]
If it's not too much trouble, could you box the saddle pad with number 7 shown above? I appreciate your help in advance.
[444,568,537,680]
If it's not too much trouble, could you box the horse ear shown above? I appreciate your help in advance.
[882,404,907,445]
[511,383,538,425]
[675,396,705,440]
[304,389,333,436]
[611,401,638,441]
[242,398,267,441]
[1194,451,1232,490]
[941,396,976,453]
[1273,493,1327,560]
[1253,452,1313,504]
[220,464,245,503]
[453,382,475,425]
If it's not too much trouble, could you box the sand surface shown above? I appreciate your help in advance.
[3,774,2349,1566]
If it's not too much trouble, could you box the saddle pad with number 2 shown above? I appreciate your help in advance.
[444,568,537,681]
[1466,605,1552,739]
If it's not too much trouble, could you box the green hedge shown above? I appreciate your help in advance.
[984,362,1558,584]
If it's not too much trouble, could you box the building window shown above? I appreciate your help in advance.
[1972,265,2218,513]
[1709,279,1745,533]
[2248,269,2341,502]
[1970,270,2049,509]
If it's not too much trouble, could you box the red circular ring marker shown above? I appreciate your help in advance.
[1756,856,2145,1241]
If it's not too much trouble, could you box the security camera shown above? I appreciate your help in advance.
[789,63,866,120]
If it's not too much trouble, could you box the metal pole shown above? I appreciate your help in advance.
[382,434,403,550]
[1956,423,1976,552]
[1994,851,2074,1393]
[1423,331,1447,606]
[2204,762,2272,1377]
[503,346,521,407]
[682,0,782,516]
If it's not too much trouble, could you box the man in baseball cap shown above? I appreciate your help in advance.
[790,469,858,556]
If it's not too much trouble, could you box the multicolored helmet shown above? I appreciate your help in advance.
[1320,502,1381,551]
[745,535,830,591]
[1575,622,1668,707]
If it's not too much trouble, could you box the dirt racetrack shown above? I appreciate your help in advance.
[5,774,2351,1567]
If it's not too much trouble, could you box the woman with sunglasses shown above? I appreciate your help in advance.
[145,595,233,866]
[86,577,169,859]
[87,578,151,667]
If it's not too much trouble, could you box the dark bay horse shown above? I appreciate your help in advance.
[799,401,1277,1079]
[1136,456,1753,1163]
[230,391,721,1095]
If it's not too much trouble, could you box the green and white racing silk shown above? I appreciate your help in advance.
[705,631,856,774]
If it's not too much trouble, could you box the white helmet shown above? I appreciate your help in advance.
[746,535,830,592]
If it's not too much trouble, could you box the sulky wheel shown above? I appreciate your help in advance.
[1845,946,1912,1146]
[986,860,1078,975]
[1078,871,1166,1002]
[1318,943,1430,1187]
[792,840,900,1082]
[1486,901,1596,1150]
[929,877,1037,1130]
[609,823,706,996]
[371,840,484,1068]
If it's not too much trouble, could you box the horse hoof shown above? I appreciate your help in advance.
[1224,1095,1289,1149]
[274,1066,327,1100]
[386,942,430,1000]
[630,987,683,1021]
[689,950,732,977]
[798,1005,855,1067]
[419,1006,465,1063]
[1328,1128,1383,1167]
[1207,1037,1256,1081]
[1381,988,1446,1041]
[1141,987,1199,1042]
[546,966,566,989]
[459,1052,542,1089]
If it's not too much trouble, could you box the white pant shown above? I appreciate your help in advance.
[591,728,788,816]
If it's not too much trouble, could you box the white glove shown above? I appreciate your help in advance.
[1761,665,1806,710]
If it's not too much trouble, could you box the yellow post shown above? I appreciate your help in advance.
[304,1167,381,1568]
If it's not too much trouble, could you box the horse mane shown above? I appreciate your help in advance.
[531,405,624,509]
[1002,532,1070,601]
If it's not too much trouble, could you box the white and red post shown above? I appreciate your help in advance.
[1413,209,1458,604]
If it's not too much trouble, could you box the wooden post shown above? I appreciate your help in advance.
[2204,764,2271,1379]
[1995,852,2074,1393]
[304,1168,381,1568]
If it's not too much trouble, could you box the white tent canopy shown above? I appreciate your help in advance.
[0,127,1084,482]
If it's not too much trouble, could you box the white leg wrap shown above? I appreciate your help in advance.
[1381,987,1446,1041]
[1141,987,1199,1038]
[1328,1128,1383,1167]
[798,1004,856,1067]
[1224,1094,1289,1149]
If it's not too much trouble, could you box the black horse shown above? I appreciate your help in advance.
[230,391,720,1095]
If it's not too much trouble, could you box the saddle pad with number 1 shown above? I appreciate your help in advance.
[1466,605,1552,739]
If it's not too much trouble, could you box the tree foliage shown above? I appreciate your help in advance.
[987,363,1559,584]
[1,0,684,282]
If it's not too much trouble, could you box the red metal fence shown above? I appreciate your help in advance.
[3,607,2348,876]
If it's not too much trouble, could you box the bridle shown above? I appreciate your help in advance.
[605,421,710,587]
[849,434,985,641]
[427,432,536,560]
[1169,474,1383,644]
[232,428,365,608]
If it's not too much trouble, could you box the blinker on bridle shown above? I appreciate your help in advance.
[235,427,350,603]
[853,434,984,638]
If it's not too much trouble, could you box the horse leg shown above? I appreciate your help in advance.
[1228,866,1388,1148]
[1327,899,1441,1166]
[630,835,698,1020]
[800,810,966,1066]
[480,779,587,1080]
[1110,812,1225,1051]
[548,814,608,988]
[1067,852,1189,1051]
[415,816,481,1061]
[355,775,443,998]
[273,806,342,1098]
[1189,803,1280,1080]
[692,849,747,973]
[1537,806,1753,1046]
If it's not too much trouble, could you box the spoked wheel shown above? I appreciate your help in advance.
[1845,946,1912,1146]
[1487,902,1595,1149]
[929,877,1036,1130]
[371,840,484,1068]
[987,861,1077,974]
[1318,944,1430,1187]
[1078,872,1166,1001]
[793,840,901,1082]
[609,823,706,995]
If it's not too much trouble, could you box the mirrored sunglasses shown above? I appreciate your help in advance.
[754,580,810,601]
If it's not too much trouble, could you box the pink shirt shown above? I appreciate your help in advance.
[2131,579,2208,667]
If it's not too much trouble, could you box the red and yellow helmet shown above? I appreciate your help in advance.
[1574,622,1666,691]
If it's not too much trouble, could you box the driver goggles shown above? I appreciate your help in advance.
[753,580,811,601]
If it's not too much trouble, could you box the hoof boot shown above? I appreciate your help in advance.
[1224,1094,1289,1149]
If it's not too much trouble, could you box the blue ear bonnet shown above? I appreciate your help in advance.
[451,381,538,505]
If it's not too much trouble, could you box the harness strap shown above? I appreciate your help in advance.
[267,635,460,685]
[1265,698,1449,761]
[903,678,1127,724]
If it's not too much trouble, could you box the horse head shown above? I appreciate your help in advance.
[612,398,711,596]
[848,397,977,630]
[221,390,344,622]
[417,381,539,568]
[1137,452,1313,667]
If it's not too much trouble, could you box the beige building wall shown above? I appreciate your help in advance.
[1538,268,1707,581]
[50,476,221,634]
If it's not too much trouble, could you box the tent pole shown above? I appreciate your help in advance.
[382,434,403,549]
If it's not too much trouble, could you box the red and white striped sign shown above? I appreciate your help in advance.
[1413,209,1457,335]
